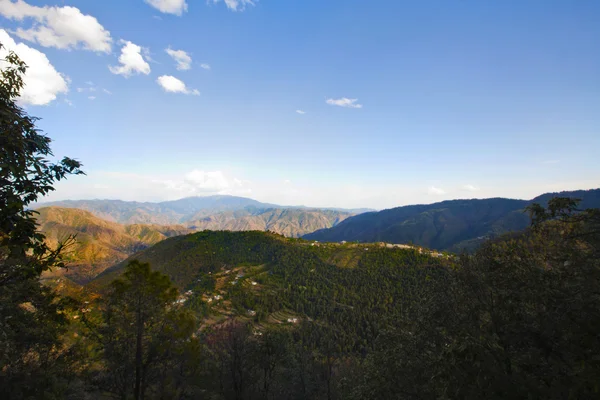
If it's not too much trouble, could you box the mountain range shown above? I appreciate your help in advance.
[36,195,372,225]
[35,201,357,282]
[36,189,600,283]
[304,189,600,251]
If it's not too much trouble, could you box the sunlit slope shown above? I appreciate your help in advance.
[37,207,192,283]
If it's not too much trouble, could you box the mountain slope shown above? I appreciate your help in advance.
[186,207,352,238]
[37,207,192,283]
[304,189,600,251]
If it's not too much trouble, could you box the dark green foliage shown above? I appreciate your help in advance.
[93,260,199,399]
[0,43,83,398]
[353,199,600,399]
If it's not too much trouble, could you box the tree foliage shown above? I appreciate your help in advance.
[95,260,198,400]
[0,42,83,399]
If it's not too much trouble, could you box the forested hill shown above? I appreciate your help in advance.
[95,230,416,288]
[91,230,450,352]
[304,189,600,251]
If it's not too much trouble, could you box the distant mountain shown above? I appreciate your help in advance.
[187,207,353,238]
[36,207,192,283]
[35,195,277,225]
[304,189,600,251]
[36,195,368,225]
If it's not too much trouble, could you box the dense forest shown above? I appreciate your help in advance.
[2,43,600,399]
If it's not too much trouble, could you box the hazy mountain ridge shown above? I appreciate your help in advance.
[304,189,600,251]
[36,195,371,225]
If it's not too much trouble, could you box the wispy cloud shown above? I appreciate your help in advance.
[296,110,306,115]
[462,184,479,192]
[428,186,446,195]
[145,0,187,16]
[326,97,363,109]
[62,170,252,201]
[200,63,211,70]
[166,47,192,70]
[88,96,96,100]
[212,0,256,12]
[77,84,111,95]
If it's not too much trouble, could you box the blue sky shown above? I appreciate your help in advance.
[1,0,599,209]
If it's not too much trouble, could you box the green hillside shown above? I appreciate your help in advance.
[92,231,449,347]
[305,189,600,251]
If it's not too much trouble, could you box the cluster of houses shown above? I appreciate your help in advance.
[206,294,222,303]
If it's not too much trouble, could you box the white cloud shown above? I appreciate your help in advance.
[0,0,111,52]
[88,96,95,100]
[283,179,291,185]
[181,170,238,193]
[156,75,199,95]
[296,110,306,114]
[326,97,363,109]
[462,184,479,192]
[212,0,256,11]
[0,29,68,105]
[103,88,112,95]
[165,47,192,70]
[64,98,73,106]
[428,186,446,195]
[109,41,151,77]
[145,0,187,15]
[200,63,211,70]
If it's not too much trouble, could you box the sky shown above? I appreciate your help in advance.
[0,0,599,210]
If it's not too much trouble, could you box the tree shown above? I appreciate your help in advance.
[98,260,197,400]
[355,198,600,399]
[0,43,83,398]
